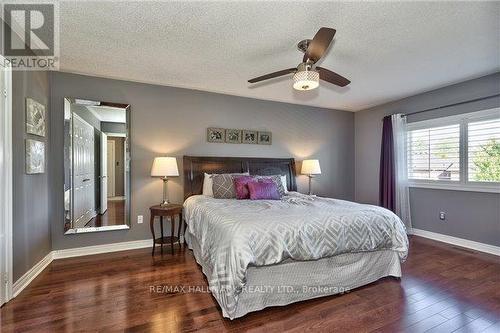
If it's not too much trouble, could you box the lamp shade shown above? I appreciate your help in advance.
[301,159,321,175]
[151,157,179,177]
[293,70,319,91]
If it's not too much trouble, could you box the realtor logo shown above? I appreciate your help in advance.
[2,2,59,70]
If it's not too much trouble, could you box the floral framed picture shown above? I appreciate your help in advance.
[225,129,242,144]
[242,130,257,144]
[207,127,225,143]
[258,131,272,145]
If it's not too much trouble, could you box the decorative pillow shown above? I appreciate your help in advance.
[247,180,281,200]
[233,176,255,199]
[234,176,275,199]
[280,175,288,194]
[212,174,240,199]
[254,175,287,196]
[202,173,214,196]
[202,172,248,196]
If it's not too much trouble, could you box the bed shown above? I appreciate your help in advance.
[182,156,409,319]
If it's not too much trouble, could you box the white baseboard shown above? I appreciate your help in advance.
[12,252,53,298]
[410,228,500,256]
[52,239,152,259]
[12,239,152,299]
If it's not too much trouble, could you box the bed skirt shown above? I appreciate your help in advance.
[186,231,402,319]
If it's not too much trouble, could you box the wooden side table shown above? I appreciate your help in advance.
[149,204,183,255]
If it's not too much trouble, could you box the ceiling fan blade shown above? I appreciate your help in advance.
[248,68,296,83]
[303,27,336,63]
[316,67,351,87]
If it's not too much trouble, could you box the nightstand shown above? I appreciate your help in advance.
[149,204,183,255]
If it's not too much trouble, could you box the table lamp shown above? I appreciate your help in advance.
[151,157,179,205]
[301,159,321,195]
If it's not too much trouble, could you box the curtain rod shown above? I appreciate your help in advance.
[401,93,500,117]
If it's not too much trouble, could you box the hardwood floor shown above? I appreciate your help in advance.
[1,236,499,332]
[85,199,125,227]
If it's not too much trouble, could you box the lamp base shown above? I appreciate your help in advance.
[307,175,316,195]
[161,177,170,206]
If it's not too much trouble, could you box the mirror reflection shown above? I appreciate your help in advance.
[64,98,131,234]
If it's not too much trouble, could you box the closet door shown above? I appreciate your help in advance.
[73,114,95,228]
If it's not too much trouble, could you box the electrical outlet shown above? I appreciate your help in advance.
[439,212,446,221]
[137,215,143,224]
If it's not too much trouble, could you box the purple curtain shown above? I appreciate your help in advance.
[379,115,395,211]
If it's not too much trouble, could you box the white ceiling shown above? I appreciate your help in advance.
[86,105,126,123]
[57,1,500,112]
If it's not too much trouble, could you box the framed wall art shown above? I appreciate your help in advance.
[26,97,46,137]
[207,127,225,143]
[225,129,242,144]
[258,131,272,145]
[206,127,272,145]
[26,139,45,174]
[242,130,257,144]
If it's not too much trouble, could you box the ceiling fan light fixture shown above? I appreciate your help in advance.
[293,69,319,91]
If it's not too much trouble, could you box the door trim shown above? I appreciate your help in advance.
[107,140,116,197]
[0,55,13,305]
[100,132,108,214]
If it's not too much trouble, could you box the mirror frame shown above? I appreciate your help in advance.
[64,97,131,234]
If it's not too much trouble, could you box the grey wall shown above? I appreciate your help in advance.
[409,188,499,246]
[355,72,500,246]
[12,70,51,281]
[50,72,354,250]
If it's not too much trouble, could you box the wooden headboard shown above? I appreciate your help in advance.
[183,156,297,200]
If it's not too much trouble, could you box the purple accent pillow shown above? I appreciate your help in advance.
[233,176,255,199]
[247,180,281,200]
[234,176,276,199]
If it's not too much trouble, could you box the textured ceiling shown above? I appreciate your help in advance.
[57,1,500,111]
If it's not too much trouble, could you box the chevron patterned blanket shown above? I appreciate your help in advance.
[184,193,408,318]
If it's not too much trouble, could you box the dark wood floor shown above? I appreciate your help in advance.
[86,199,125,227]
[1,236,499,332]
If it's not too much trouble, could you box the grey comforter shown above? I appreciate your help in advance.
[183,192,408,318]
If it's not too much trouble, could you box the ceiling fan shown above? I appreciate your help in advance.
[248,27,350,91]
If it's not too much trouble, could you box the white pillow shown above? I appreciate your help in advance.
[280,175,288,193]
[202,173,214,196]
[202,172,249,196]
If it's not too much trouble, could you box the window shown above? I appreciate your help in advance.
[407,108,500,192]
[408,124,460,181]
[467,118,500,183]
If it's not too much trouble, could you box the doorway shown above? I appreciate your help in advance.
[85,134,126,228]
[0,56,13,306]
[107,140,115,197]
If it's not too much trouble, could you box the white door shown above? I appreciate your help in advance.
[73,114,95,228]
[100,132,108,213]
[107,141,115,197]
[0,56,12,306]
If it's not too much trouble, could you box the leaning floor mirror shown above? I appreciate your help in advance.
[64,98,131,234]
